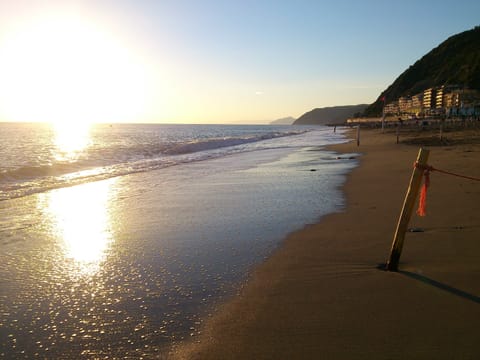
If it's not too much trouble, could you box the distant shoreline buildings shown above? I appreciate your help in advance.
[383,85,480,118]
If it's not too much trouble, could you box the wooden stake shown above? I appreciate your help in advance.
[386,148,430,271]
[356,125,360,146]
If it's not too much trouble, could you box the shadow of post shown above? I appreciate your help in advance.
[400,271,480,304]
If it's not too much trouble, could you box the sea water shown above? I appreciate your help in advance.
[0,123,356,358]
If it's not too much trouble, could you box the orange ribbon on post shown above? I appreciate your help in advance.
[415,163,433,217]
[414,161,480,216]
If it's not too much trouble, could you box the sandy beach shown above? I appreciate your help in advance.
[174,127,480,359]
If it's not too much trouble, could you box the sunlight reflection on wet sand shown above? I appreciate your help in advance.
[39,178,117,276]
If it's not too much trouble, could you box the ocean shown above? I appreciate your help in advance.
[0,122,356,358]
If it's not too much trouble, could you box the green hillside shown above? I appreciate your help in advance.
[364,26,480,116]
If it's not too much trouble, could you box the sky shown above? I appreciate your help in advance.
[0,0,479,124]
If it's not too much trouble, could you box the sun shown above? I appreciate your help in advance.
[0,13,152,124]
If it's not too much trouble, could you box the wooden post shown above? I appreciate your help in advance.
[386,148,430,271]
[439,119,444,141]
[396,126,399,144]
[356,125,360,146]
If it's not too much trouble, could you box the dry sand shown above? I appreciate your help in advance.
[174,127,480,359]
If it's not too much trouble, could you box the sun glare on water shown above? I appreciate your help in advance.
[0,13,152,124]
[53,121,92,161]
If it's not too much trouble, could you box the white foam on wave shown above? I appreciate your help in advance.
[0,125,346,200]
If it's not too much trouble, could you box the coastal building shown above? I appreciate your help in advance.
[411,93,423,108]
[384,102,399,115]
[398,96,412,113]
[353,85,479,123]
[457,88,480,106]
[423,88,436,112]
[444,88,480,117]
[444,91,458,108]
[436,86,445,109]
[411,93,424,115]
[383,93,423,117]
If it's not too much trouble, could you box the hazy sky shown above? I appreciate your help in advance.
[0,0,479,124]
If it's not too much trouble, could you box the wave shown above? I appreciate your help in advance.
[1,130,307,181]
[0,163,81,182]
[164,130,306,155]
[0,128,311,201]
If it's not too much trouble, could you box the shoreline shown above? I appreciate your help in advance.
[173,128,480,359]
[0,128,356,359]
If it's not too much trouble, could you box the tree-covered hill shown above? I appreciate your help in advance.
[364,26,480,116]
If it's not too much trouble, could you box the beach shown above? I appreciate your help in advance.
[0,124,357,358]
[174,127,480,359]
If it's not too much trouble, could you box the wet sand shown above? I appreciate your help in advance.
[174,127,480,359]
